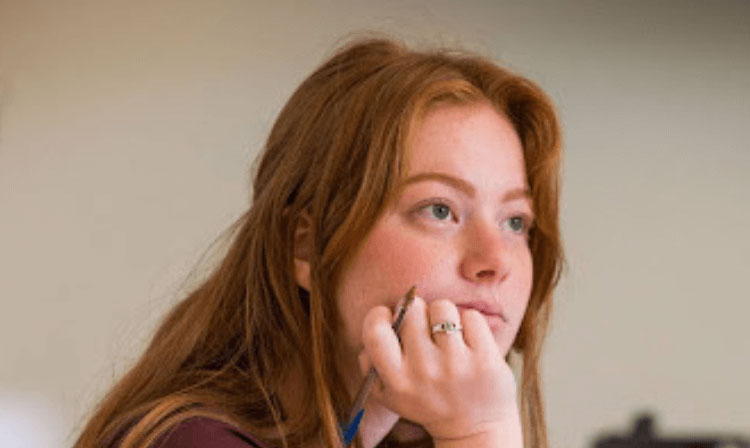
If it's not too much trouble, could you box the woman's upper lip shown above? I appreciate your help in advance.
[456,300,508,322]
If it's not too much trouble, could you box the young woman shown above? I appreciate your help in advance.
[74,36,564,448]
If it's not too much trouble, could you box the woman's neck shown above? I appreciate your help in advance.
[278,353,430,447]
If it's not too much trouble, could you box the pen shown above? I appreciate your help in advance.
[340,286,417,446]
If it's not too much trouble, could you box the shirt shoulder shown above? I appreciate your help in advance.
[149,416,266,448]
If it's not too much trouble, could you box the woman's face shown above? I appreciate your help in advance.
[335,101,534,376]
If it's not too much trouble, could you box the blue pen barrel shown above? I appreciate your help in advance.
[342,408,366,445]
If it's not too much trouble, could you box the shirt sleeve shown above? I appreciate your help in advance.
[151,417,265,448]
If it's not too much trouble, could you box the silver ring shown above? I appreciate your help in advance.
[430,321,463,335]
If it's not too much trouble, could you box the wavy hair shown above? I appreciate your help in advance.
[74,37,563,448]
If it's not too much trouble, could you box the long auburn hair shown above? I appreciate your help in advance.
[73,37,563,448]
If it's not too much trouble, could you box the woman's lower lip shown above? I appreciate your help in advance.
[482,313,503,332]
[456,306,503,332]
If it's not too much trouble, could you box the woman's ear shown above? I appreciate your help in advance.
[293,211,313,292]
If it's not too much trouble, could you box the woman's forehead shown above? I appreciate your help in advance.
[401,103,527,183]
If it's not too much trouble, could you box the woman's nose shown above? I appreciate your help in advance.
[459,218,511,283]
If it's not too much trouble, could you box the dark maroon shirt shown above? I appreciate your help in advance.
[114,417,266,448]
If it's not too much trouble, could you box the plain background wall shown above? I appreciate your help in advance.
[1,1,748,447]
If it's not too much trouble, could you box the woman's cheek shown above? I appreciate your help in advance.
[369,227,449,287]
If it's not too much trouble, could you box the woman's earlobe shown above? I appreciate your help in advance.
[293,212,313,292]
[294,258,311,292]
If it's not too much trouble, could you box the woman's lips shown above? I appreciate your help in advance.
[455,303,506,332]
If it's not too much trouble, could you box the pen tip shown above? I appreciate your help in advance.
[405,285,416,305]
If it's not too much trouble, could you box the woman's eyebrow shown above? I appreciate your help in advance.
[397,172,531,204]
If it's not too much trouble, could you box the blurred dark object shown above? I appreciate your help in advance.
[594,413,749,448]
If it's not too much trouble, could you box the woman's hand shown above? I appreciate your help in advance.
[357,296,521,447]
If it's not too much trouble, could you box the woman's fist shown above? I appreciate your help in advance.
[359,296,520,442]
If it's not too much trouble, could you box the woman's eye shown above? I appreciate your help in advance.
[504,216,529,234]
[429,203,452,220]
[420,202,454,221]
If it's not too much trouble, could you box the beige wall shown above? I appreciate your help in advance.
[1,1,748,446]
